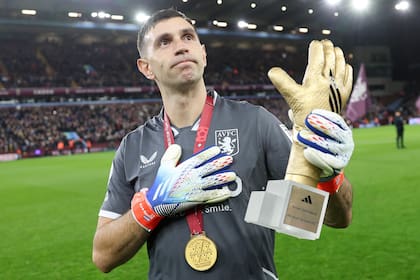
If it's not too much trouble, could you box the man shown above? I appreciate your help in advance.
[394,110,405,149]
[92,9,353,279]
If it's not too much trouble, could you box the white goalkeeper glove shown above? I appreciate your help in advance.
[296,109,354,179]
[131,144,236,231]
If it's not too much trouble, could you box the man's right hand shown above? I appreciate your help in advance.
[131,144,236,232]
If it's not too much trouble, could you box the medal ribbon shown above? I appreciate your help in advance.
[163,94,214,235]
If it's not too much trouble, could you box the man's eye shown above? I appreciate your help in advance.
[160,39,170,46]
[184,34,194,40]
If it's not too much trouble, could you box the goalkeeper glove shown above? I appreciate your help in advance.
[131,144,236,231]
[296,109,354,193]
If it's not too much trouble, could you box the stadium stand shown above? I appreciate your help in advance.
[0,37,305,89]
[0,102,160,156]
[0,97,290,158]
[0,29,419,158]
[0,34,298,157]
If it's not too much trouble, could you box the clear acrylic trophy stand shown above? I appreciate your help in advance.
[245,180,329,240]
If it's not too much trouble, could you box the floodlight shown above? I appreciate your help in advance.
[21,9,37,15]
[351,0,370,12]
[111,15,124,21]
[237,20,248,28]
[97,11,110,19]
[135,12,150,23]
[247,23,257,30]
[68,12,82,18]
[273,25,284,32]
[395,1,410,11]
[325,0,342,6]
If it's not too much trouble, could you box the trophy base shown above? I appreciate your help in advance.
[244,180,329,240]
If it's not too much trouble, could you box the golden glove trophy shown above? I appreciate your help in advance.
[245,40,353,239]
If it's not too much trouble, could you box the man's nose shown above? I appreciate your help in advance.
[174,38,189,55]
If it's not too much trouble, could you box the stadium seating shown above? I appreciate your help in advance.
[0,36,418,158]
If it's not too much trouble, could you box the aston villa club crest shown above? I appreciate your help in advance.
[215,129,239,156]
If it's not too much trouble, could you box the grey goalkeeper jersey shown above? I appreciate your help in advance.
[100,92,292,280]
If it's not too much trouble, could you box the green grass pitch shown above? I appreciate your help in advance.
[0,125,419,279]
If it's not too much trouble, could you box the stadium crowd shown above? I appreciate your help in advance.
[0,36,298,157]
[1,36,419,158]
[0,98,289,157]
[0,38,305,89]
[0,102,160,156]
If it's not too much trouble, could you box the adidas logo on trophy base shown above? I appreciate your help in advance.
[301,195,312,204]
[245,180,329,240]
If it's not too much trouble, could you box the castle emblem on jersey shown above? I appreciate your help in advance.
[215,129,239,156]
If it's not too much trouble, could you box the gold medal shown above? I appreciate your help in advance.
[185,232,217,271]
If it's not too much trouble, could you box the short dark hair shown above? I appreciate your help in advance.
[137,8,195,57]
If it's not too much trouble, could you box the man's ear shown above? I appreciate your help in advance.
[137,58,155,80]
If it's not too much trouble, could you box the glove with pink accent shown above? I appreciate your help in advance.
[131,144,236,231]
[296,109,354,179]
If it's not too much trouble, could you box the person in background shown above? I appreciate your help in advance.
[394,110,405,149]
